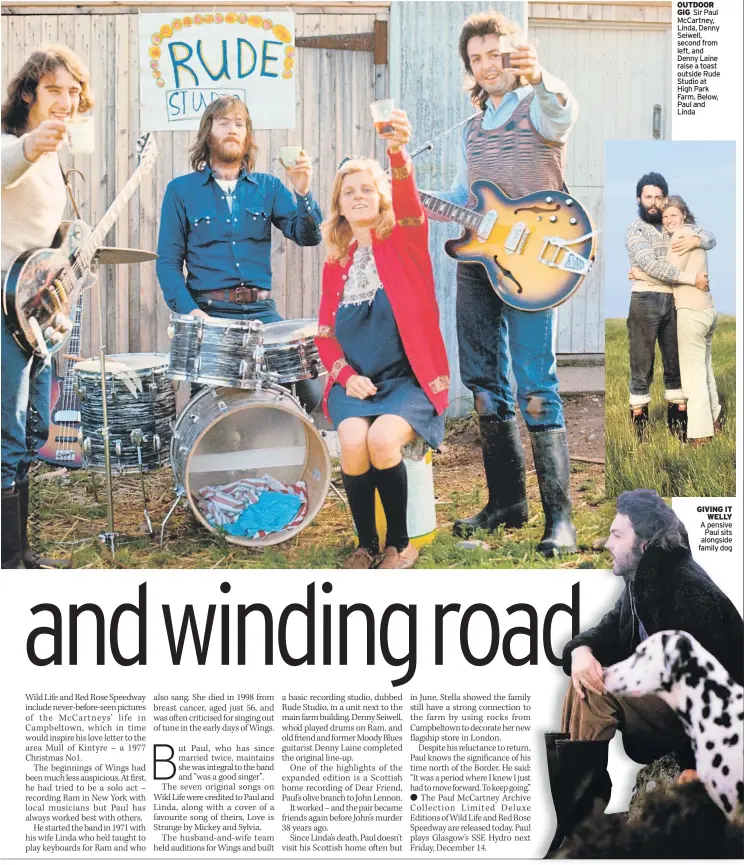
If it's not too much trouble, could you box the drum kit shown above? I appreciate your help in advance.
[72,269,331,552]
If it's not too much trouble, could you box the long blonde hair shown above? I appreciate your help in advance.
[321,158,396,264]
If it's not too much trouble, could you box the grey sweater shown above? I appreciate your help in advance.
[1,132,67,271]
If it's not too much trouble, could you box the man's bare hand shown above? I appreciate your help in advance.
[694,272,709,292]
[671,233,701,255]
[285,150,312,197]
[510,43,542,86]
[23,120,67,162]
[570,645,605,700]
[188,308,211,320]
[346,375,378,400]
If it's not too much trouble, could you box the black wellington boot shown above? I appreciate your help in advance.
[667,402,688,442]
[17,479,71,569]
[1,487,26,569]
[543,732,570,857]
[530,428,577,556]
[548,740,612,855]
[453,417,528,538]
[629,405,649,442]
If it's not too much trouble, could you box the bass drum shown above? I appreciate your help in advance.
[170,385,331,547]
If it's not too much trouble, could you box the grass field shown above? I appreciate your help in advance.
[605,316,736,497]
[28,396,613,570]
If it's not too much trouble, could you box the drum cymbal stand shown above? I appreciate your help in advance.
[90,253,117,557]
[132,429,154,535]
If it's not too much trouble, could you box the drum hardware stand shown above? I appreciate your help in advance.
[88,253,118,557]
[160,485,185,545]
[132,429,154,535]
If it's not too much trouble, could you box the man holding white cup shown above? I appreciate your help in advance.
[1,44,93,568]
[156,96,323,407]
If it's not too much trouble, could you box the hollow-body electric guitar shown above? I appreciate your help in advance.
[2,134,157,358]
[420,181,598,311]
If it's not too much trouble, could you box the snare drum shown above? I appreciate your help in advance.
[74,353,175,474]
[263,319,325,384]
[170,384,331,547]
[167,313,265,388]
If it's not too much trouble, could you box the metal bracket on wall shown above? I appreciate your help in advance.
[295,19,388,64]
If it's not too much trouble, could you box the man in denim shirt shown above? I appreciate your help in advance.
[156,96,323,407]
[427,11,579,556]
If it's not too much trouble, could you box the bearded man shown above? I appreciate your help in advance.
[625,171,715,439]
[156,96,323,407]
[542,489,743,855]
[426,10,579,556]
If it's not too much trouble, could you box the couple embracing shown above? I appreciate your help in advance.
[625,172,722,446]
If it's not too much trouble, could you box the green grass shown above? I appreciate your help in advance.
[605,316,736,497]
[29,429,614,570]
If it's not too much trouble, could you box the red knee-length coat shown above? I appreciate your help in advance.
[315,148,450,422]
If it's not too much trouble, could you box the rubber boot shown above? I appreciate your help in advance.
[629,405,649,442]
[1,487,26,569]
[17,479,71,569]
[667,402,688,442]
[530,428,577,556]
[548,740,612,855]
[453,417,528,538]
[544,732,570,857]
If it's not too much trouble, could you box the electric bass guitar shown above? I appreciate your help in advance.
[420,181,598,311]
[37,291,84,467]
[2,134,158,358]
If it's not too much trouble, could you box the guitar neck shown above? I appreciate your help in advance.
[78,162,149,270]
[57,294,85,391]
[418,191,484,231]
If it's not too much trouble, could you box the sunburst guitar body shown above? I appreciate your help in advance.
[420,182,598,311]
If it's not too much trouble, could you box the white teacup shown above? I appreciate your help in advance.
[279,146,303,168]
[66,116,95,156]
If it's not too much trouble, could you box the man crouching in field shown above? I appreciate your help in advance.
[541,489,742,855]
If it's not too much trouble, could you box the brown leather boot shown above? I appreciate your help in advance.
[17,479,71,568]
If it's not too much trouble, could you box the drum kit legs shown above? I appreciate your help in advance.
[73,304,333,556]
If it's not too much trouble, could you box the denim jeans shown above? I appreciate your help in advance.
[191,297,323,414]
[1,307,52,489]
[456,263,564,429]
[627,292,682,406]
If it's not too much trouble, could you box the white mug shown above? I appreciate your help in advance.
[279,146,303,168]
[66,116,95,156]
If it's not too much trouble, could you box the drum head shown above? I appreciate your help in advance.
[263,319,318,344]
[171,313,262,332]
[174,386,331,548]
[74,352,168,374]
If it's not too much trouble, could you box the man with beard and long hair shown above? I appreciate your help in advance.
[624,172,714,440]
[541,489,743,856]
[425,11,579,557]
[156,96,323,408]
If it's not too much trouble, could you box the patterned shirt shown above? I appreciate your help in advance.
[625,218,716,287]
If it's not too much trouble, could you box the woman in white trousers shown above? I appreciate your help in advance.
[632,195,721,445]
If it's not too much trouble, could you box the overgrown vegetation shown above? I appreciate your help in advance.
[605,317,736,498]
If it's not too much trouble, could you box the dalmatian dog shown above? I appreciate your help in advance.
[603,630,743,820]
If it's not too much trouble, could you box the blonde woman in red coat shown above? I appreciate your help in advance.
[315,110,449,569]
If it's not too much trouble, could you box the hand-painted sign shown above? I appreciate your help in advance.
[139,11,295,130]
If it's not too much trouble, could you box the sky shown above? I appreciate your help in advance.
[603,140,736,318]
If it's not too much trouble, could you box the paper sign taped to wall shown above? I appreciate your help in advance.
[139,11,296,130]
